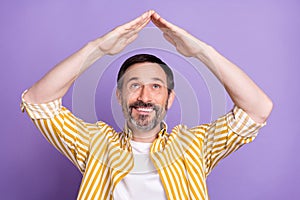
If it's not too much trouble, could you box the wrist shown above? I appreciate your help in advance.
[194,43,215,63]
[78,39,106,67]
[85,39,106,58]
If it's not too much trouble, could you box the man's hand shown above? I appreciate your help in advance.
[152,11,272,123]
[96,10,154,55]
[23,11,154,104]
[151,12,205,58]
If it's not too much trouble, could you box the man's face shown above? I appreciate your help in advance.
[117,62,175,132]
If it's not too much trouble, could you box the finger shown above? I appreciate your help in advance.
[134,16,151,32]
[151,12,171,29]
[152,12,181,33]
[134,10,155,30]
[111,11,151,40]
[117,20,150,42]
[151,12,165,29]
[126,33,139,45]
[123,10,152,30]
[123,10,155,37]
[119,17,151,40]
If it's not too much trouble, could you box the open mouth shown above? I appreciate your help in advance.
[130,101,155,115]
[135,107,154,113]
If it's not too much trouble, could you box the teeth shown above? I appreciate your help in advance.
[136,107,153,112]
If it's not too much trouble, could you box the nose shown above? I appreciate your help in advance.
[137,85,152,102]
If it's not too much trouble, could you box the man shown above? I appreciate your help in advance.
[21,10,273,200]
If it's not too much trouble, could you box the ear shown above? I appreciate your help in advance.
[116,89,122,105]
[167,90,176,110]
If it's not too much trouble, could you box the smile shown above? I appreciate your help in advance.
[135,107,154,113]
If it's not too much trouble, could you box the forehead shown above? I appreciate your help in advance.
[122,62,167,83]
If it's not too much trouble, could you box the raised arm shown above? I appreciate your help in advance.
[24,10,154,104]
[151,12,273,123]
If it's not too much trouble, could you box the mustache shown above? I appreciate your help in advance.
[129,100,159,111]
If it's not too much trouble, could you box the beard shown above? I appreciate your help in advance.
[122,100,168,132]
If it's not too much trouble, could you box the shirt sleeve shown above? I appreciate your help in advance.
[21,90,98,173]
[199,106,266,176]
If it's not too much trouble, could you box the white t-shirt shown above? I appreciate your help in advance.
[113,140,167,200]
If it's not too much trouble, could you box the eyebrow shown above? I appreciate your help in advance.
[152,77,165,84]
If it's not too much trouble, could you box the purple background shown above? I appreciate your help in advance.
[1,0,299,199]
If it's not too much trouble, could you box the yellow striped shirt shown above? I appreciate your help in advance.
[21,93,265,200]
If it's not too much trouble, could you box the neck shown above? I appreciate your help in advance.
[129,123,162,143]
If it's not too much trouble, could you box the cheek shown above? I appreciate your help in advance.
[155,91,169,103]
[122,93,137,105]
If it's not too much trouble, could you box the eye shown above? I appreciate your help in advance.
[152,84,161,89]
[130,83,141,90]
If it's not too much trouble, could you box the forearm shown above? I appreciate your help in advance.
[24,11,154,104]
[24,40,104,104]
[195,44,273,123]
